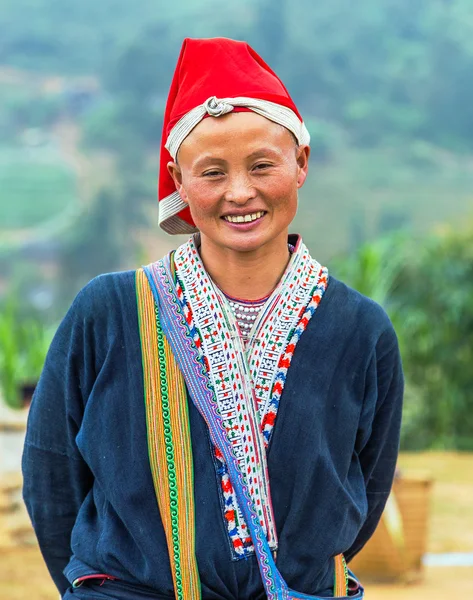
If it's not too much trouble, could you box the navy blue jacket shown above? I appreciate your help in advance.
[22,270,403,598]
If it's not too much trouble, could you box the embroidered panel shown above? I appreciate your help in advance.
[171,235,329,558]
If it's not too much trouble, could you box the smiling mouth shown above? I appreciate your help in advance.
[222,211,266,224]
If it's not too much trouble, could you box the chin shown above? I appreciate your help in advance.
[227,242,263,253]
[199,218,289,254]
[223,232,277,254]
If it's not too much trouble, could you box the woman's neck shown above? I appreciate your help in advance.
[198,233,291,301]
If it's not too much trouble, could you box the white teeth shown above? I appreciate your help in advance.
[224,211,264,224]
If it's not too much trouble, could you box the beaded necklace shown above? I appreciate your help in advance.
[224,293,269,345]
[221,244,295,347]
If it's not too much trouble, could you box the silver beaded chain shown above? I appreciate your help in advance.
[227,297,267,342]
[220,244,296,344]
[225,244,295,343]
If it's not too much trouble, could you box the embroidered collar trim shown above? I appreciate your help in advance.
[173,234,328,556]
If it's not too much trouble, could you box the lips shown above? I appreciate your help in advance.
[222,211,266,224]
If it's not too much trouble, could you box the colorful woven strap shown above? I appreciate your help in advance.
[136,268,201,600]
[334,554,348,597]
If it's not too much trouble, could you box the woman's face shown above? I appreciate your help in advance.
[167,111,310,254]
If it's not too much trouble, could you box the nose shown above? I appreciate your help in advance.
[225,172,256,204]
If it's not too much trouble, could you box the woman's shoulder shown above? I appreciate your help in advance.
[66,269,139,324]
[79,269,137,299]
[323,276,398,350]
[326,276,391,321]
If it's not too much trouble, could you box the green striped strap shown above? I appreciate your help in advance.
[136,268,201,600]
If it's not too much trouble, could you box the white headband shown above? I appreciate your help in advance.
[165,96,310,159]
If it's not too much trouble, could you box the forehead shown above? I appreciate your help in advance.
[178,111,294,158]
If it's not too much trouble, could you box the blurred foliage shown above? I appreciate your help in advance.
[0,86,64,143]
[0,295,53,408]
[334,224,473,451]
[280,0,473,152]
[2,0,473,151]
[55,187,142,303]
[332,233,408,307]
[395,226,473,450]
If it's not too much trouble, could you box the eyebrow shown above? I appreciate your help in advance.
[193,147,281,169]
[193,155,227,169]
[247,148,282,159]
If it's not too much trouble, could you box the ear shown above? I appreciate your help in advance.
[296,145,310,189]
[167,161,188,204]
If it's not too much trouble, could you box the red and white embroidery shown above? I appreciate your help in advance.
[174,235,328,557]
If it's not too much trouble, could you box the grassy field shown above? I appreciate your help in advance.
[1,452,472,599]
[0,149,77,230]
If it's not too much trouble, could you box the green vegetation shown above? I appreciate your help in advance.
[0,0,233,73]
[0,295,53,408]
[0,151,77,229]
[334,224,473,451]
[0,85,63,143]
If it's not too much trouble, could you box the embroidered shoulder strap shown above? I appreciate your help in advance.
[136,268,201,600]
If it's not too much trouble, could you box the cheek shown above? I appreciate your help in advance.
[182,178,221,217]
[264,174,298,210]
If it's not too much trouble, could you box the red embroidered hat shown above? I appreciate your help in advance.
[159,37,310,234]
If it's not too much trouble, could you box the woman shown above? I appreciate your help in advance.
[23,38,403,599]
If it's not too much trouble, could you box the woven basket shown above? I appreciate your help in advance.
[350,474,433,582]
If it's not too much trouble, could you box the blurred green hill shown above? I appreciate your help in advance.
[2,0,473,150]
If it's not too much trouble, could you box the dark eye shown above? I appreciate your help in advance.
[203,170,224,177]
[253,163,272,171]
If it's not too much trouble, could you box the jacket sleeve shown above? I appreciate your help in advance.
[22,285,98,594]
[345,325,404,562]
